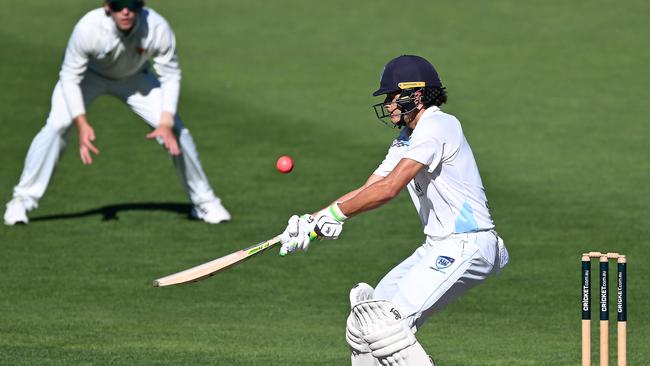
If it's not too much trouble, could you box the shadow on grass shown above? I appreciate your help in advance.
[30,202,193,222]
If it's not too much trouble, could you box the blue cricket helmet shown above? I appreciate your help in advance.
[372,55,442,96]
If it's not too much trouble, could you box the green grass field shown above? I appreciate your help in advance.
[1,1,649,365]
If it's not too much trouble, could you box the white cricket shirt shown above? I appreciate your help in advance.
[373,107,494,239]
[59,7,181,118]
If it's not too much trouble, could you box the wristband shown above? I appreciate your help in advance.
[326,202,348,222]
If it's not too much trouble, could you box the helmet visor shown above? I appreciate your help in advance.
[372,92,418,127]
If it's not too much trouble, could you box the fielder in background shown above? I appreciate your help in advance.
[279,55,510,365]
[3,0,230,225]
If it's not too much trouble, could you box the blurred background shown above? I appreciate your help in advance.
[0,1,648,364]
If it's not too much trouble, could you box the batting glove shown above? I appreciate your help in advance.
[279,203,348,256]
[313,202,347,239]
[280,214,317,256]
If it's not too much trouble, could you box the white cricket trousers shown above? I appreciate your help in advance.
[373,230,509,330]
[11,69,219,210]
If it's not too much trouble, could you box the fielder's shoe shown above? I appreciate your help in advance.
[4,197,29,225]
[191,200,231,224]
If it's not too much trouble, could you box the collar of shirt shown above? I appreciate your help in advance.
[406,106,441,137]
[420,105,441,119]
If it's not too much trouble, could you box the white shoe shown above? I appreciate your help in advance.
[4,197,29,225]
[191,200,231,224]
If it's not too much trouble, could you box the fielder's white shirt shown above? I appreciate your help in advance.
[59,7,181,118]
[373,107,494,239]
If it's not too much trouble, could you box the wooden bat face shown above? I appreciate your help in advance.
[153,236,281,287]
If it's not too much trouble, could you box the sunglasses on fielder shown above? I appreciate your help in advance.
[107,0,144,12]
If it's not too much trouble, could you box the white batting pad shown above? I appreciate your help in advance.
[351,350,381,366]
[347,312,371,353]
[352,300,432,366]
[347,284,375,356]
[350,283,375,307]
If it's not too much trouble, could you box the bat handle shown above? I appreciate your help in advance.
[278,231,320,257]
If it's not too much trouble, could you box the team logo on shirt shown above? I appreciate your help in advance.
[414,181,423,195]
[390,139,409,148]
[434,256,455,270]
[390,128,411,148]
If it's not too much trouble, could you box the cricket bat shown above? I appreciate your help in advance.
[153,235,282,287]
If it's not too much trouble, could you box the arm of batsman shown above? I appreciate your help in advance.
[279,203,348,256]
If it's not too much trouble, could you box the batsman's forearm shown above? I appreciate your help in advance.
[334,174,385,207]
[335,187,364,204]
[339,179,399,217]
[339,159,423,218]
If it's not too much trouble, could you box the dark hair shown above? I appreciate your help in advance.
[421,86,448,107]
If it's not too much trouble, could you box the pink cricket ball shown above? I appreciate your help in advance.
[276,155,294,174]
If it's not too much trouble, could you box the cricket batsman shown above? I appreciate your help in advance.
[4,0,230,225]
[279,55,510,365]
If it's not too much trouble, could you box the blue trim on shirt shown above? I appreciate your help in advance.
[390,127,412,148]
[397,127,412,141]
[455,202,479,233]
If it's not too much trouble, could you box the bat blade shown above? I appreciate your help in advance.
[153,235,281,287]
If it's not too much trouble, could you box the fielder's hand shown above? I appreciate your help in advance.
[77,119,99,165]
[147,125,180,156]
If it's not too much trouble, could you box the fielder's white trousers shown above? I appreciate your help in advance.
[11,70,219,210]
[373,230,508,330]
